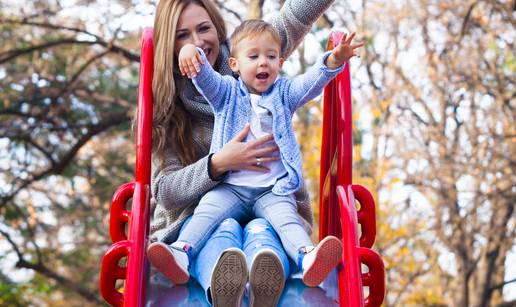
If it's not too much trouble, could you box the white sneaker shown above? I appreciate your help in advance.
[301,236,342,287]
[147,242,190,285]
[210,248,248,307]
[249,248,286,307]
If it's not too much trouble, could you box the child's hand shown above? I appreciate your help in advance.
[178,44,204,78]
[326,32,364,69]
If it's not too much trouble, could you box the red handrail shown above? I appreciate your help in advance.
[319,32,386,307]
[109,183,134,243]
[99,28,154,307]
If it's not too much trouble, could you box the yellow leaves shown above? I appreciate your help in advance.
[371,108,382,120]
[353,144,361,162]
[380,99,391,111]
[385,177,401,190]
[505,52,516,74]
[371,100,391,120]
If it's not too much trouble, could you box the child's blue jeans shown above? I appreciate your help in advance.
[177,183,313,261]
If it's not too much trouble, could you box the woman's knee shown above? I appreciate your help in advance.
[203,218,243,250]
[244,217,271,232]
[243,218,280,243]
[214,218,242,234]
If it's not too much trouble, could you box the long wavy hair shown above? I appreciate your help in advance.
[152,0,227,166]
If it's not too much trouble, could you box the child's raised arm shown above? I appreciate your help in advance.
[178,43,204,78]
[325,32,364,69]
[178,45,233,112]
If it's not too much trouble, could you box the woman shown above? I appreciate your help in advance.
[148,0,335,306]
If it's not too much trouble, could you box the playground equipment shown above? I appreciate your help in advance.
[99,29,385,307]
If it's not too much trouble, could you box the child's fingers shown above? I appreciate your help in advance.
[346,32,356,44]
[351,42,365,50]
[190,58,200,73]
[340,33,347,46]
[179,58,197,78]
[179,59,187,76]
[187,59,198,77]
[181,60,190,77]
[196,51,204,65]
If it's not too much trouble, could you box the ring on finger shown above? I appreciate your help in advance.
[256,157,261,166]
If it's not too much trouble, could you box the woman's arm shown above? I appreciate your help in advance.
[153,127,282,209]
[266,0,335,58]
[152,148,220,210]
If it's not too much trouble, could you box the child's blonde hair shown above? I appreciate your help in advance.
[229,19,281,56]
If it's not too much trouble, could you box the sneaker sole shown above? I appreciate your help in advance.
[302,236,342,287]
[211,248,248,307]
[249,249,286,307]
[147,242,189,285]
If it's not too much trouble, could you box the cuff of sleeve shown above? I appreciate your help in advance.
[207,153,227,181]
[320,51,345,74]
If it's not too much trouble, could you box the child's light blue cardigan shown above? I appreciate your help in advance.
[192,48,344,195]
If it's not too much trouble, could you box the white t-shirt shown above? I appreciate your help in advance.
[225,94,287,187]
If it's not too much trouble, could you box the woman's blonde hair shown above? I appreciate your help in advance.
[152,0,227,166]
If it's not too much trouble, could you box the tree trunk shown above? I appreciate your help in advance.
[247,0,265,19]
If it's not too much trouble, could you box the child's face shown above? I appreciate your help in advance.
[229,33,284,95]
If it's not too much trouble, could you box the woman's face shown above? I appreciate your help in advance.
[174,3,220,66]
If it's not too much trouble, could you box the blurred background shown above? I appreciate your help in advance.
[0,0,514,306]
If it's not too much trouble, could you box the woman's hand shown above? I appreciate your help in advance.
[325,32,365,69]
[178,43,204,78]
[210,124,280,178]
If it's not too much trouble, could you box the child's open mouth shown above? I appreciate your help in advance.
[256,72,269,80]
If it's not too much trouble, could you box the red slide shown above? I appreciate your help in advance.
[99,29,385,307]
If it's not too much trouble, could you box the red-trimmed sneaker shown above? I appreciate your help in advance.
[147,242,190,285]
[301,236,342,287]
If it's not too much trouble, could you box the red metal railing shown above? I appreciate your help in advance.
[99,28,154,307]
[319,32,386,307]
[99,29,385,307]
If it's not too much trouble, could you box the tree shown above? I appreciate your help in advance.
[339,0,515,305]
[0,1,142,304]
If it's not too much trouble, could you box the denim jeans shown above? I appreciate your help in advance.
[184,217,291,304]
[177,183,313,260]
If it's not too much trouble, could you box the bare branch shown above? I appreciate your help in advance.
[0,112,130,208]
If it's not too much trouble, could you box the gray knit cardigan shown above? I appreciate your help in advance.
[150,0,335,244]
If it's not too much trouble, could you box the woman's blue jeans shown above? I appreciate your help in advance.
[181,217,291,303]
